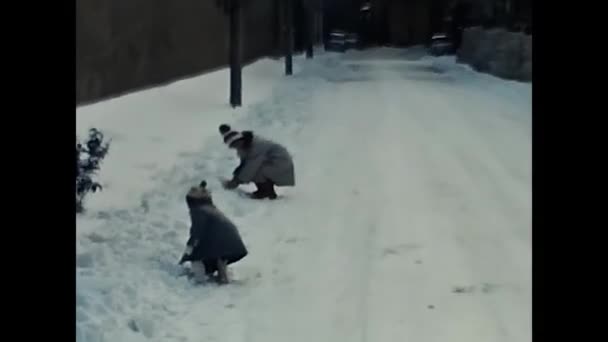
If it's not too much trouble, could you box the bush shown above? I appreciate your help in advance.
[76,128,110,213]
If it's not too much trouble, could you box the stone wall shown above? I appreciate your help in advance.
[76,0,279,105]
[457,26,532,81]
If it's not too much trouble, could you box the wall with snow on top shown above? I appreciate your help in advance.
[458,27,532,82]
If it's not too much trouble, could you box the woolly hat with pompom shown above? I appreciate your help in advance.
[186,180,214,208]
[219,124,244,147]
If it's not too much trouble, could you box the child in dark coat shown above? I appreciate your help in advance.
[179,181,248,284]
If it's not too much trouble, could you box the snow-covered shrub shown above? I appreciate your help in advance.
[76,128,110,213]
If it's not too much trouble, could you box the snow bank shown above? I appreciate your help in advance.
[76,57,300,213]
[76,54,314,342]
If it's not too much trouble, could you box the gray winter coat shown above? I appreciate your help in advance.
[184,204,248,265]
[235,136,295,186]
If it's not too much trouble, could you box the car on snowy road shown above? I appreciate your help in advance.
[345,33,360,50]
[429,33,453,56]
[326,30,347,52]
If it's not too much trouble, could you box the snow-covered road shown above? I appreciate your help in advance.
[77,48,531,342]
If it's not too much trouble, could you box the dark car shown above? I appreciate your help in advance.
[345,33,360,50]
[429,33,453,56]
[326,30,347,52]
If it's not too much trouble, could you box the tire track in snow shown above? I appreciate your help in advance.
[350,64,501,342]
[233,55,381,342]
[392,64,531,341]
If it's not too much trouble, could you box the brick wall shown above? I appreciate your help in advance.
[76,0,279,105]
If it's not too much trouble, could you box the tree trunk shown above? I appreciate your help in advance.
[285,0,293,75]
[306,7,314,58]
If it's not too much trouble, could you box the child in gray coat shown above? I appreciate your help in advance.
[219,124,295,199]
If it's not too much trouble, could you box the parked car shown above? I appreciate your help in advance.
[345,33,360,49]
[326,30,347,52]
[429,33,453,56]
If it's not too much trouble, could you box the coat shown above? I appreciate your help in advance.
[234,136,295,186]
[183,204,248,266]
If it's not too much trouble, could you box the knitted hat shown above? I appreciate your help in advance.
[186,180,213,207]
[219,124,244,147]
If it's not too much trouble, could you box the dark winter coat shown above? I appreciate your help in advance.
[234,136,295,186]
[183,203,248,266]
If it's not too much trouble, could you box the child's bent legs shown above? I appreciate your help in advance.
[191,260,207,283]
[217,259,229,284]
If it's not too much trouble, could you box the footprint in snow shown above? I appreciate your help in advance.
[87,232,108,243]
[452,285,476,294]
[130,317,156,338]
[140,199,150,213]
[177,151,199,159]
[149,136,164,143]
[382,243,421,257]
[76,253,94,268]
[136,162,157,170]
[452,283,501,294]
[94,211,112,220]
[481,283,500,293]
[148,220,166,229]
[128,319,140,333]
[162,231,178,240]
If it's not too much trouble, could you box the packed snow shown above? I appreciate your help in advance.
[76,47,531,342]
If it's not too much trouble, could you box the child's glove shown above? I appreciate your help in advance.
[178,245,194,265]
[222,178,239,190]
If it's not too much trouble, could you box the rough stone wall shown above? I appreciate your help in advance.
[457,26,532,81]
[77,0,278,105]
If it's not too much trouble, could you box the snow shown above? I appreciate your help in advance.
[77,49,531,342]
[76,58,300,212]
